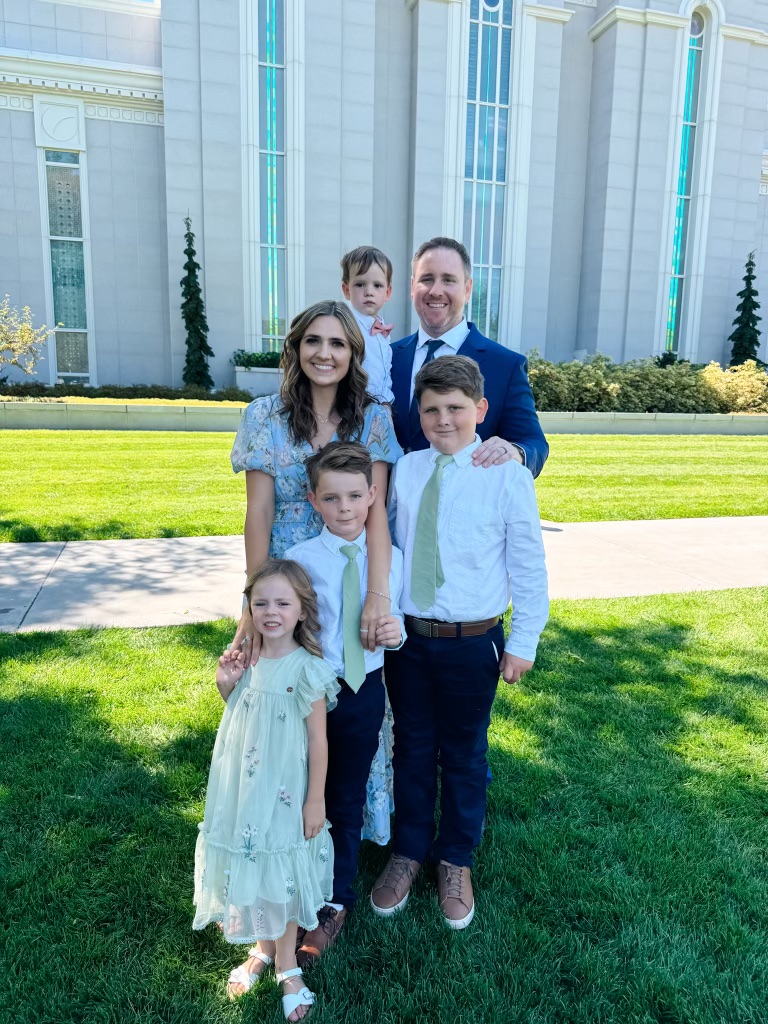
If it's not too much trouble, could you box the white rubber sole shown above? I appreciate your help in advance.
[370,889,410,917]
[442,900,475,930]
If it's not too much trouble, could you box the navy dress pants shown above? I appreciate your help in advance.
[385,623,504,868]
[325,667,385,907]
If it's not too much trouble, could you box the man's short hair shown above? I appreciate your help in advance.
[415,354,485,404]
[305,440,373,492]
[340,246,393,285]
[412,237,472,280]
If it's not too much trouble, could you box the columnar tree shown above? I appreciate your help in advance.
[180,216,214,389]
[728,251,762,366]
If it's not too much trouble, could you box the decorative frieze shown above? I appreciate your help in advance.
[564,0,596,7]
[0,91,163,126]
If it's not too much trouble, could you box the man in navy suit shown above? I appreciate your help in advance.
[390,237,548,477]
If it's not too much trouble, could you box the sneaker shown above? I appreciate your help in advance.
[436,861,475,929]
[370,854,421,916]
[296,905,347,969]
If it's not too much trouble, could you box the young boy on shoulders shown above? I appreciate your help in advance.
[285,440,406,962]
[341,245,395,405]
[371,355,549,930]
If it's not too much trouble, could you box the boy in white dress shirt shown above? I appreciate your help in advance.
[285,441,405,963]
[370,355,549,929]
[341,245,395,405]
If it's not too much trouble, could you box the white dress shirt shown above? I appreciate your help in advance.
[285,525,406,679]
[388,436,548,661]
[347,304,395,405]
[409,318,470,401]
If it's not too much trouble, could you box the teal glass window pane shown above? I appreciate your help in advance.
[50,240,87,329]
[670,196,690,275]
[665,276,682,353]
[46,164,82,237]
[471,0,479,18]
[56,331,89,374]
[499,28,512,106]
[493,186,505,264]
[479,25,498,104]
[678,124,696,196]
[463,181,473,254]
[489,267,501,342]
[258,0,284,65]
[496,106,508,182]
[503,0,513,25]
[45,151,78,165]
[259,65,285,153]
[473,264,488,332]
[468,22,478,99]
[477,105,496,181]
[465,103,476,177]
[259,153,285,246]
[484,0,500,8]
[474,183,492,265]
[484,6,500,24]
[260,245,286,343]
[683,45,702,123]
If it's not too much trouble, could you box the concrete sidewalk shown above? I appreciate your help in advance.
[1,516,766,633]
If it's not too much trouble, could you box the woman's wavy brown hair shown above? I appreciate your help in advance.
[243,559,323,658]
[279,299,375,445]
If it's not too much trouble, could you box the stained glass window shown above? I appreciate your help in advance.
[45,150,89,380]
[258,0,287,352]
[463,0,513,341]
[665,11,705,353]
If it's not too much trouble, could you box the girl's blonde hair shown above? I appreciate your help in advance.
[244,559,323,658]
[279,299,374,445]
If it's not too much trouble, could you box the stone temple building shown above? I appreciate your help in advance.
[1,0,767,388]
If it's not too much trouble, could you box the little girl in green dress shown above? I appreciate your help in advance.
[193,559,339,1021]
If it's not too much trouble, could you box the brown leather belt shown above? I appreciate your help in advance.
[404,614,500,639]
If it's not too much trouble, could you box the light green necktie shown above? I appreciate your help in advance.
[340,544,366,692]
[410,454,454,611]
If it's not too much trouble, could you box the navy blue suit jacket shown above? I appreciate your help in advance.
[390,323,549,478]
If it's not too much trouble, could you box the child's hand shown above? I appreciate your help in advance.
[302,797,326,840]
[499,653,534,685]
[375,615,403,649]
[216,654,245,701]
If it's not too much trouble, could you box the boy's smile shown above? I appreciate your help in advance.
[308,470,377,541]
[419,387,488,455]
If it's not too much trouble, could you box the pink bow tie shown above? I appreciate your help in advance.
[370,319,394,339]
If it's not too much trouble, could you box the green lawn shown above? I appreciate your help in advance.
[2,588,767,1023]
[1,432,767,542]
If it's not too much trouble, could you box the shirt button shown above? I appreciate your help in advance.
[286,687,293,693]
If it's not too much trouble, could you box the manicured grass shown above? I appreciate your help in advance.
[1,432,767,542]
[2,589,767,1023]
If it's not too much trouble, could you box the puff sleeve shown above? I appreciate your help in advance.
[361,403,404,465]
[295,655,341,718]
[231,395,281,475]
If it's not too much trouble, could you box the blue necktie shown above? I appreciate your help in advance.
[408,339,443,439]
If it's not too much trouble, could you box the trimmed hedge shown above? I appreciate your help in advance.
[232,349,282,368]
[528,354,768,414]
[0,381,254,403]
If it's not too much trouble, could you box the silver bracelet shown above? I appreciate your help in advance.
[366,589,391,601]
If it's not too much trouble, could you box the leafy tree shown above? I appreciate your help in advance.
[180,216,214,389]
[0,295,56,378]
[728,251,762,366]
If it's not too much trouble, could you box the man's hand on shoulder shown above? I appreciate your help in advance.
[471,436,524,468]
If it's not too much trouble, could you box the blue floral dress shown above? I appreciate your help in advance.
[231,395,403,845]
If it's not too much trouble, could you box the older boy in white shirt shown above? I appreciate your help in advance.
[285,441,405,963]
[341,245,396,405]
[371,355,548,929]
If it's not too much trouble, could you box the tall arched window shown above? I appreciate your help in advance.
[665,10,705,353]
[463,0,513,341]
[259,0,287,351]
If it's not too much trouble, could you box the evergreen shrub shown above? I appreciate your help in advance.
[231,349,282,368]
[0,382,253,403]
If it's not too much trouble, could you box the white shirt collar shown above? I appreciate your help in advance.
[417,318,469,352]
[428,434,481,468]
[320,524,367,555]
[346,301,375,333]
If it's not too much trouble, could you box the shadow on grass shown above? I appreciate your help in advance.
[1,611,767,1024]
[0,516,138,543]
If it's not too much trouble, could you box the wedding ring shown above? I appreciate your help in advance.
[360,628,369,632]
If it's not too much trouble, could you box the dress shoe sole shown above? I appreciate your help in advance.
[370,889,410,917]
[441,900,475,930]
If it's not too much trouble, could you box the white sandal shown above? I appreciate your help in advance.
[226,948,274,999]
[276,966,315,1020]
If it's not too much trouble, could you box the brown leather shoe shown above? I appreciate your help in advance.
[436,861,475,929]
[296,905,347,969]
[370,854,421,916]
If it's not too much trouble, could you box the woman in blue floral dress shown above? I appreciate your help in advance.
[229,300,402,850]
